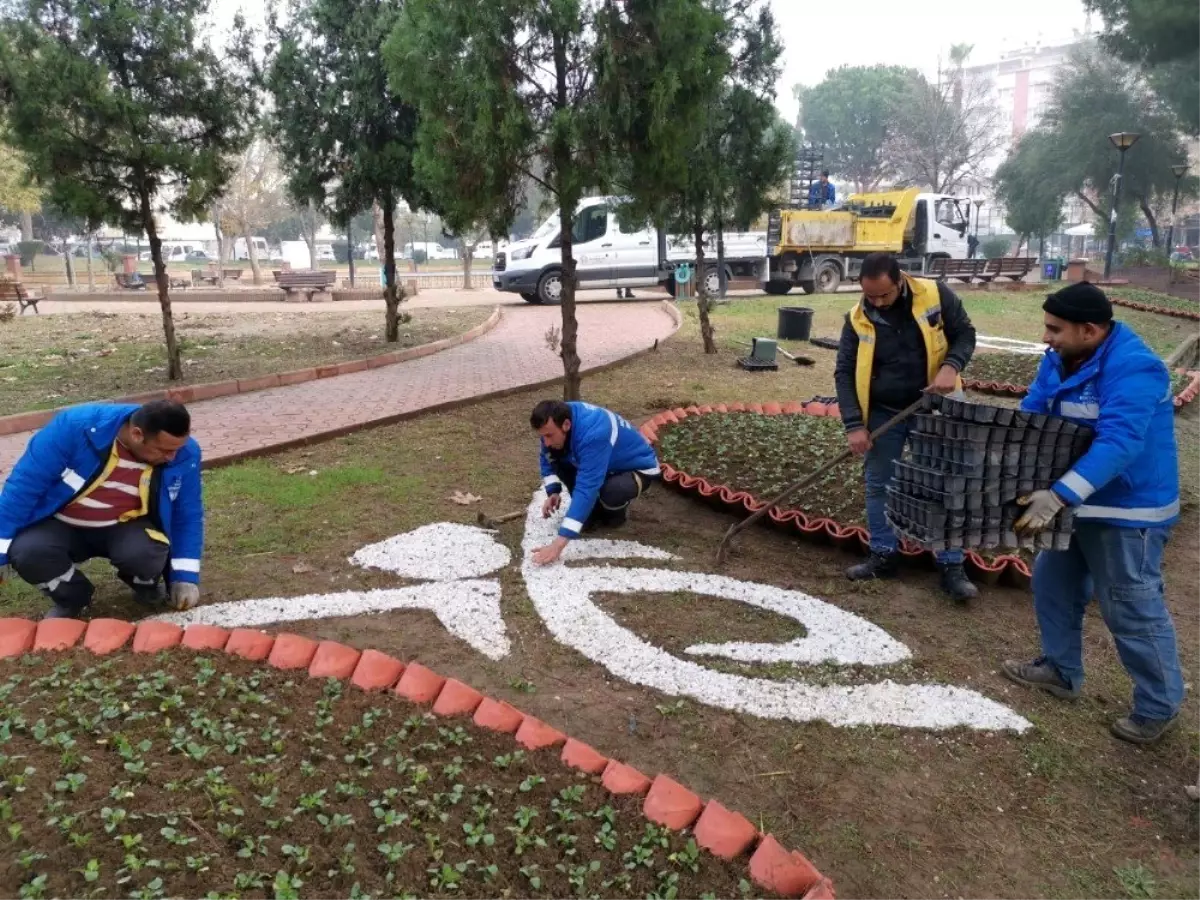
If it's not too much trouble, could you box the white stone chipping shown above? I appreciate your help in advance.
[350,523,511,581]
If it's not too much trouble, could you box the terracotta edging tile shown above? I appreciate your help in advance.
[432,679,484,717]
[472,697,525,733]
[0,617,37,658]
[267,633,319,670]
[0,613,832,898]
[394,661,446,704]
[34,617,87,651]
[643,774,704,830]
[309,641,362,680]
[224,628,275,661]
[179,623,230,651]
[601,759,652,796]
[693,800,759,860]
[83,618,136,655]
[350,649,405,691]
[749,834,823,897]
[514,715,567,751]
[133,621,185,653]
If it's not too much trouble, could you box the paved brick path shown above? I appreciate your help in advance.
[0,303,678,479]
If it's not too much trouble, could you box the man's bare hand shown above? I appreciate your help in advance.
[928,364,960,395]
[541,493,562,518]
[531,537,569,566]
[847,428,872,456]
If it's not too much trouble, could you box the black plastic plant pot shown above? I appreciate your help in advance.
[776,306,814,341]
[1012,411,1032,429]
[972,403,998,424]
[994,408,1015,427]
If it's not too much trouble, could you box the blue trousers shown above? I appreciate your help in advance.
[863,408,963,564]
[1033,522,1183,721]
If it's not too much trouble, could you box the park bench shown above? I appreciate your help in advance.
[274,269,337,301]
[928,257,986,283]
[977,256,1036,283]
[192,268,219,286]
[0,279,41,314]
[113,273,148,291]
[223,268,243,281]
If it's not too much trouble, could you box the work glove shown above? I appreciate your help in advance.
[1015,490,1066,535]
[169,582,200,611]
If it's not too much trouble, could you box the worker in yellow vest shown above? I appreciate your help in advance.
[833,252,979,602]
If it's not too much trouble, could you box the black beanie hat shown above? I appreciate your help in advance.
[1043,281,1113,324]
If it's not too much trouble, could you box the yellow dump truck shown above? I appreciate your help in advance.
[763,188,973,295]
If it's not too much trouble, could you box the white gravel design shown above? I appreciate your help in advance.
[561,538,678,563]
[523,489,1030,731]
[350,523,511,581]
[154,580,510,660]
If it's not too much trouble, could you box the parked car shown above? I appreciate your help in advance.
[186,250,213,262]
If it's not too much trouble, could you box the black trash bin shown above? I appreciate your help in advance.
[777,306,814,341]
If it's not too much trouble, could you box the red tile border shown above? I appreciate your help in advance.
[0,615,833,897]
[642,402,1032,589]
[962,368,1200,411]
[0,306,503,437]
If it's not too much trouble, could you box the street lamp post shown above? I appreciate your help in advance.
[972,199,984,258]
[1165,163,1189,258]
[1103,131,1140,280]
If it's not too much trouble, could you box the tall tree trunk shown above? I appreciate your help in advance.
[138,186,182,380]
[372,201,386,263]
[553,31,581,401]
[19,210,33,242]
[86,233,95,292]
[1074,190,1103,218]
[211,205,226,286]
[694,220,716,354]
[461,243,474,290]
[1139,199,1159,249]
[382,194,402,342]
[300,206,318,270]
[243,223,262,285]
[61,239,75,287]
[715,216,727,298]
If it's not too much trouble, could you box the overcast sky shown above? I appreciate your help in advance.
[211,0,1093,119]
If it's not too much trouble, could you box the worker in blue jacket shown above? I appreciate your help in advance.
[0,400,204,619]
[1002,282,1183,745]
[529,400,660,565]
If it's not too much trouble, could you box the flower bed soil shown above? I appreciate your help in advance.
[962,354,1200,409]
[0,648,767,900]
[1110,291,1200,318]
[643,404,1034,587]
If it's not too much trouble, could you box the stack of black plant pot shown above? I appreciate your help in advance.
[886,394,1094,553]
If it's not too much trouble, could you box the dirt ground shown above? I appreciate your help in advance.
[0,299,1196,898]
[0,306,491,416]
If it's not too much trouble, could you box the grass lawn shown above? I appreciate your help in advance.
[0,306,491,417]
[1,301,1195,898]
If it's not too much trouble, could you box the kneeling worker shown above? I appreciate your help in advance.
[0,400,204,618]
[1003,283,1183,745]
[530,400,660,565]
[834,251,979,601]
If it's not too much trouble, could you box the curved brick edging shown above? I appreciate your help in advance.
[963,369,1200,410]
[1111,296,1200,321]
[0,614,835,900]
[639,403,1033,588]
[0,306,503,437]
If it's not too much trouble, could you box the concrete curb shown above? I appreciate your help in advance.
[197,300,682,471]
[0,306,503,437]
[0,613,834,898]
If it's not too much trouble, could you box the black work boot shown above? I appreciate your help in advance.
[845,552,899,581]
[1000,657,1080,700]
[938,563,979,602]
[42,603,87,621]
[1111,714,1178,746]
[130,581,167,610]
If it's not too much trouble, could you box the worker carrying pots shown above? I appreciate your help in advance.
[833,251,980,602]
[528,400,661,566]
[1002,282,1183,746]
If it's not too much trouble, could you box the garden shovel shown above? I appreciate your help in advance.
[715,396,926,565]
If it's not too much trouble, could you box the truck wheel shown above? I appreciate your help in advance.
[764,280,792,296]
[536,269,563,305]
[798,280,815,294]
[814,260,842,293]
[520,292,539,303]
[703,267,722,297]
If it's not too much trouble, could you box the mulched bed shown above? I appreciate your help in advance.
[0,650,756,900]
[963,353,1199,407]
[650,407,1033,582]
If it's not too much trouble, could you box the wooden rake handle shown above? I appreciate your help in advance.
[714,397,926,566]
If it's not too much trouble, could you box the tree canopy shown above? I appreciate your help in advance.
[993,131,1067,248]
[797,65,915,192]
[0,0,256,378]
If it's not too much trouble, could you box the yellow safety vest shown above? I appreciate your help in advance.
[848,274,962,423]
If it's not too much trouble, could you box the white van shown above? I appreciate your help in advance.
[492,196,767,304]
